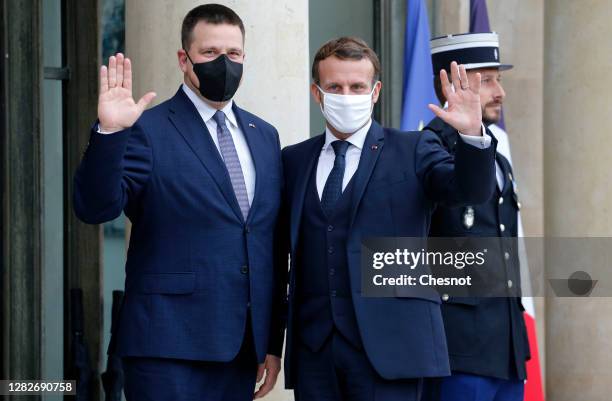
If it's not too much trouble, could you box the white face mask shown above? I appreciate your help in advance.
[317,84,378,134]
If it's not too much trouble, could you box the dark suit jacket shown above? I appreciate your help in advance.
[278,120,497,387]
[74,87,284,363]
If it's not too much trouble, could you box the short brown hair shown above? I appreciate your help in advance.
[312,37,381,85]
[181,4,245,50]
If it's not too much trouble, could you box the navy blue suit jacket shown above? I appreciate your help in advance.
[279,121,497,385]
[74,88,284,363]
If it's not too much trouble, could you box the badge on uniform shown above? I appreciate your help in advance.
[462,206,475,229]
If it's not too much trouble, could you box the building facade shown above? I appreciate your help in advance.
[2,1,611,400]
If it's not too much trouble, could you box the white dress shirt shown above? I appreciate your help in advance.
[181,84,256,205]
[315,119,491,199]
[316,120,372,199]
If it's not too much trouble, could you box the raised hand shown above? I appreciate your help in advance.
[428,61,482,136]
[98,53,156,133]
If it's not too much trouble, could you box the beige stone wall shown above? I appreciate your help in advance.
[544,1,612,400]
[487,1,545,238]
[126,0,310,147]
[429,0,469,36]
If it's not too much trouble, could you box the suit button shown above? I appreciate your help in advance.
[245,226,251,234]
[508,280,513,288]
[498,197,504,205]
[504,252,510,260]
[240,265,249,274]
[329,268,336,276]
[442,294,449,302]
[328,246,334,254]
[330,290,337,297]
[328,225,334,232]
[500,223,505,232]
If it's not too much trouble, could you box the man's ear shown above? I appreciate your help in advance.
[311,83,322,105]
[178,49,189,73]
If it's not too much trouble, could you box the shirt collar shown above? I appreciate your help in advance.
[322,119,372,152]
[182,83,238,128]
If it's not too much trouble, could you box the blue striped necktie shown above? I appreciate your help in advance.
[321,140,350,216]
[212,110,250,220]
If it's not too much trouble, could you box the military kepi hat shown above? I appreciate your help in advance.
[430,32,513,74]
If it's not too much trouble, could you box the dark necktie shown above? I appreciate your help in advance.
[212,110,250,220]
[321,140,350,216]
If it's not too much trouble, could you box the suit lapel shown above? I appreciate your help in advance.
[349,121,385,228]
[167,88,244,222]
[233,103,262,224]
[290,136,324,254]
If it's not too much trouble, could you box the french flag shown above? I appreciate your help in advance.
[400,0,438,131]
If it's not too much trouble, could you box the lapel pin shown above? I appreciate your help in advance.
[371,144,378,151]
[249,123,256,128]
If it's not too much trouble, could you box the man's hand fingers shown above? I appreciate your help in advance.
[116,53,124,88]
[439,69,452,100]
[459,64,469,89]
[471,72,482,94]
[449,61,460,92]
[428,103,449,121]
[124,57,132,91]
[108,55,117,88]
[253,380,276,399]
[136,91,157,111]
[100,66,109,94]
[256,363,265,383]
[253,370,279,399]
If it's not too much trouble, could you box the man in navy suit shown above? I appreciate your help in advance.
[74,4,282,401]
[278,37,497,401]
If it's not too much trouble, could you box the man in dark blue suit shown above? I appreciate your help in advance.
[278,37,497,401]
[73,4,283,401]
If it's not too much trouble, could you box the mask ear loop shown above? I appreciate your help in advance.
[316,85,327,112]
[182,48,195,65]
[370,81,380,95]
[368,81,380,114]
[183,49,203,93]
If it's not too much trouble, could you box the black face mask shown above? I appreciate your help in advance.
[184,50,243,102]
